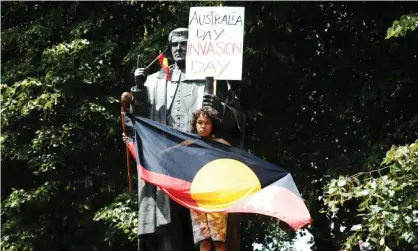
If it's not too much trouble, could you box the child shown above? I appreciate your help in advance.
[189,106,230,251]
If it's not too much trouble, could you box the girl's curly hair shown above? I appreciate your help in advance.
[191,106,221,135]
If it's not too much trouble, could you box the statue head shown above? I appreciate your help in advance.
[168,27,188,67]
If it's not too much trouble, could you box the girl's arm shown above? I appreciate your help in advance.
[213,138,231,146]
[159,139,196,154]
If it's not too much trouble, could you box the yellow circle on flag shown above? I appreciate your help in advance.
[163,58,168,67]
[190,158,261,210]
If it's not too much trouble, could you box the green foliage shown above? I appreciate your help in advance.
[93,192,138,241]
[2,2,418,251]
[386,14,418,39]
[1,2,136,250]
[241,214,297,251]
[323,141,418,250]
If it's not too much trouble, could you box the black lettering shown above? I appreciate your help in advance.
[190,11,243,26]
[192,60,204,73]
[215,13,221,25]
[205,12,211,25]
[202,30,211,40]
[204,61,216,73]
[196,29,206,39]
[228,13,234,25]
[235,15,243,26]
[214,29,225,40]
[189,11,199,25]
[221,15,227,25]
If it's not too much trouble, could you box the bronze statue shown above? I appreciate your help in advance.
[122,27,245,251]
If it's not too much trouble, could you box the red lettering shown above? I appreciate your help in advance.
[215,42,225,54]
[187,42,198,56]
[217,60,231,77]
[226,43,234,55]
[234,42,242,53]
[187,41,242,56]
[198,41,207,55]
[206,42,214,55]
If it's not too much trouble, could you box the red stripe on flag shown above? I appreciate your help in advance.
[137,166,311,230]
[126,142,137,160]
[226,185,312,231]
[137,165,199,209]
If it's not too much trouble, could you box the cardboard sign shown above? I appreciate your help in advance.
[186,6,245,80]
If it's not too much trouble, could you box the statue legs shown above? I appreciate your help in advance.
[226,214,241,251]
[164,200,195,251]
[138,201,195,251]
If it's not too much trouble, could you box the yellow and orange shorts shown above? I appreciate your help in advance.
[190,210,228,244]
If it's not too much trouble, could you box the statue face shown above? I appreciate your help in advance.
[170,35,188,63]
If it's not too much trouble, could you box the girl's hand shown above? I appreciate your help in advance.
[122,133,129,143]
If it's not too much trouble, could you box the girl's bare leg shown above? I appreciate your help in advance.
[199,239,211,251]
[214,241,226,251]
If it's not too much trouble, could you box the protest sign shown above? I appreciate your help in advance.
[186,6,245,80]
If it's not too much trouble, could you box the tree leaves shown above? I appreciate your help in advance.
[386,14,418,39]
[93,192,138,241]
[323,141,418,250]
[2,2,418,251]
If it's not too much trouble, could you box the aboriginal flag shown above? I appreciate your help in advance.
[157,52,170,80]
[124,113,312,231]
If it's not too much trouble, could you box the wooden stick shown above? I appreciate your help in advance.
[120,100,133,193]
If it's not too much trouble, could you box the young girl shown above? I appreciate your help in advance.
[191,106,230,146]
[190,106,230,251]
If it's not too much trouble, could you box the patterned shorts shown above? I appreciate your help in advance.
[190,210,228,244]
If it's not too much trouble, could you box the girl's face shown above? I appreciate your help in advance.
[196,114,213,138]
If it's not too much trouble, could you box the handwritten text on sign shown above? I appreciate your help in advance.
[186,7,245,80]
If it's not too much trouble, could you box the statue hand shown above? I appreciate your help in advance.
[121,92,133,110]
[134,68,147,77]
[134,67,148,89]
[202,93,222,114]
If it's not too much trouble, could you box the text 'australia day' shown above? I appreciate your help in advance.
[187,10,243,77]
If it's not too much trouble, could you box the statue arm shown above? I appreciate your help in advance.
[214,83,246,148]
[130,79,151,117]
[219,84,246,134]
